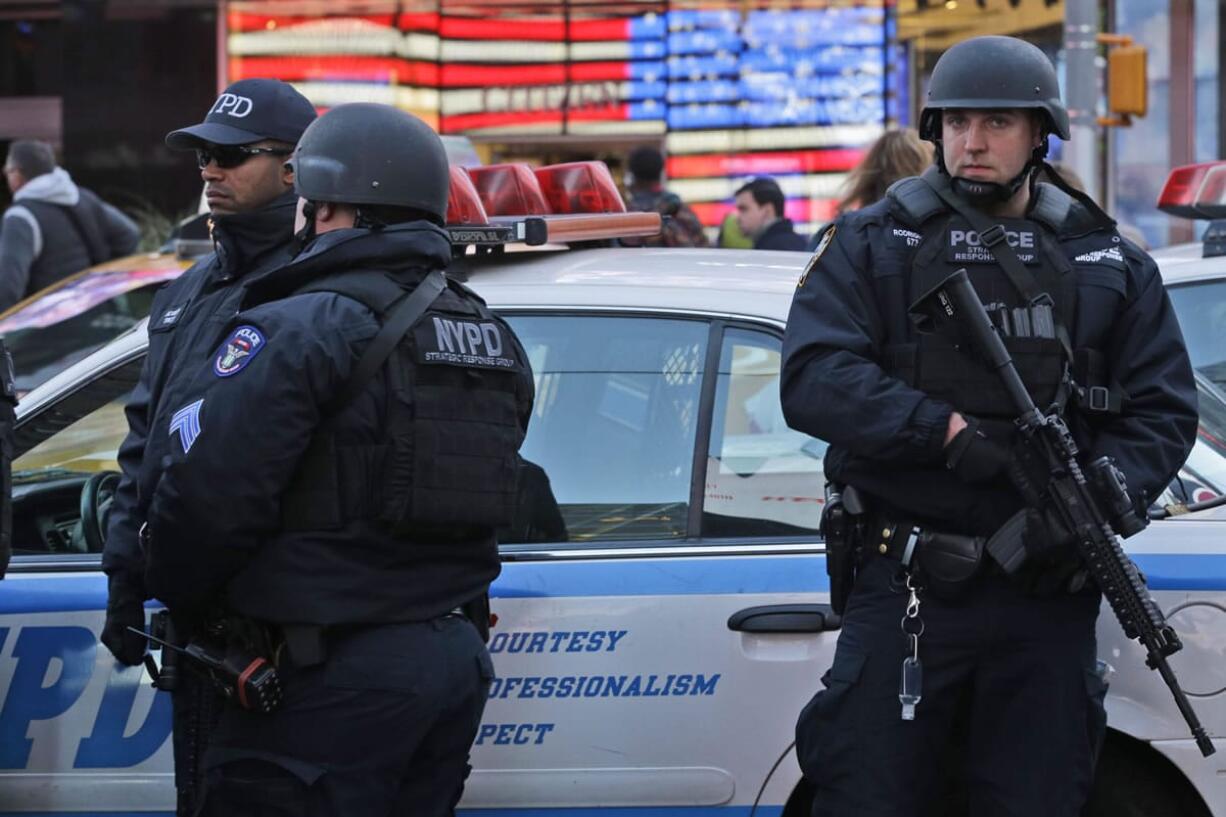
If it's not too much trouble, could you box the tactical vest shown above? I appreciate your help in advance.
[881,175,1117,426]
[282,269,527,539]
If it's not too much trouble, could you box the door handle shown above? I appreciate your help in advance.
[727,604,841,633]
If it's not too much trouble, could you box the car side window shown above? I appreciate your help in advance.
[10,357,141,559]
[501,314,707,545]
[702,327,825,538]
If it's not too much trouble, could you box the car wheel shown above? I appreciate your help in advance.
[1083,737,1211,817]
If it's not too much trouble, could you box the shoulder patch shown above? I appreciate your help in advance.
[799,225,835,288]
[1073,245,1125,265]
[213,325,266,377]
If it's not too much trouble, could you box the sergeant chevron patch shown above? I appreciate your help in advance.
[169,399,203,454]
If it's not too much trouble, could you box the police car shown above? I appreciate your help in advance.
[0,161,1224,817]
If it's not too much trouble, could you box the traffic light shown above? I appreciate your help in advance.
[1098,34,1147,126]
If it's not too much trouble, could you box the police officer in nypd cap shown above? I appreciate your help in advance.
[139,102,534,815]
[782,36,1197,816]
[100,77,315,816]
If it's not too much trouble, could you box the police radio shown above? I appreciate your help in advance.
[129,625,283,714]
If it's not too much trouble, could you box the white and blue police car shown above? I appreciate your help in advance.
[0,161,1224,816]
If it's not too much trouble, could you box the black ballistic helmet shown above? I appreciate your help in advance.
[919,37,1069,204]
[291,103,449,223]
[919,36,1070,143]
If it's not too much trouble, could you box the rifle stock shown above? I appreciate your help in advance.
[916,268,1215,758]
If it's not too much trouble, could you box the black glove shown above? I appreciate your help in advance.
[944,416,1008,483]
[101,574,148,666]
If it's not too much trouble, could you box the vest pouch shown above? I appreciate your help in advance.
[914,334,1064,418]
[384,372,522,535]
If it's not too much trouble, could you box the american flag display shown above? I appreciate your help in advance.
[227,1,900,235]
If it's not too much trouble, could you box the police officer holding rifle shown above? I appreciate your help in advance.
[782,35,1202,816]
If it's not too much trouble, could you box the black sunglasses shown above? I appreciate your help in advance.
[196,145,292,170]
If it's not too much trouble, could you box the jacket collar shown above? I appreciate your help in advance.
[243,220,453,301]
[209,192,298,281]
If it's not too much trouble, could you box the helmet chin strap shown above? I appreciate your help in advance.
[938,139,1048,207]
[292,200,318,255]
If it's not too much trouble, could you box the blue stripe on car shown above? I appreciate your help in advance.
[2,553,1225,614]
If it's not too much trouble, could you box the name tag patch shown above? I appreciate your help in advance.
[160,306,184,327]
[214,325,265,377]
[416,316,518,370]
[892,227,922,248]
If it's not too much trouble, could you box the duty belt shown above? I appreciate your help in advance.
[869,520,922,568]
[276,607,473,669]
[868,516,991,597]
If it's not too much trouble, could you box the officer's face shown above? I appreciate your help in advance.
[199,140,295,216]
[941,109,1042,185]
[734,191,773,239]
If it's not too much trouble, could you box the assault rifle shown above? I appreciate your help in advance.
[914,268,1215,757]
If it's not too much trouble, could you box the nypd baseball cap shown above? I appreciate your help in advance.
[165,79,317,150]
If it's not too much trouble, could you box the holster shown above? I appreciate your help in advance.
[821,484,864,615]
[915,531,986,600]
[461,594,492,643]
[150,612,225,817]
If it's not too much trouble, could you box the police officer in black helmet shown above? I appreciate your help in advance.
[783,36,1197,816]
[141,102,534,816]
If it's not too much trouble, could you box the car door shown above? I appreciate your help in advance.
[466,314,838,814]
[0,353,175,814]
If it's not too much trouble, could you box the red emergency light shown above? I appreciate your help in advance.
[467,164,550,217]
[443,161,660,251]
[1157,161,1226,220]
[446,165,490,226]
[534,162,627,215]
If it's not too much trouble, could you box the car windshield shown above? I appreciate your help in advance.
[1167,279,1226,392]
[2,288,161,394]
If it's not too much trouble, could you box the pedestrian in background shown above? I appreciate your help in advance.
[623,145,709,247]
[101,77,316,817]
[0,140,139,311]
[807,128,930,251]
[734,176,806,251]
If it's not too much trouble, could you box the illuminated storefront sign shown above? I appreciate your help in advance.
[227,2,898,232]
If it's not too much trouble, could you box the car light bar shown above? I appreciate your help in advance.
[444,160,662,250]
[1157,161,1226,220]
[467,163,550,217]
[535,161,627,214]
